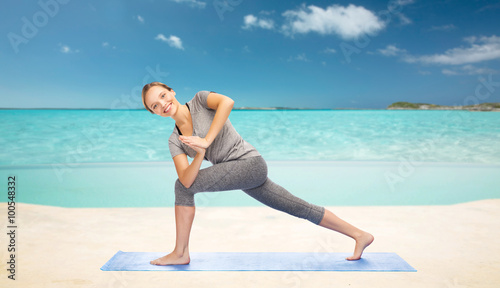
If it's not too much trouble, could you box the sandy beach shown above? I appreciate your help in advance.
[1,199,499,288]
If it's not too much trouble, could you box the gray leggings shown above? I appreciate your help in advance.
[175,156,325,225]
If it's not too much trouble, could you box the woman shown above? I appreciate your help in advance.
[141,82,374,265]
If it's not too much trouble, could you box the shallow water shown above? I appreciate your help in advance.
[2,161,499,207]
[1,109,500,165]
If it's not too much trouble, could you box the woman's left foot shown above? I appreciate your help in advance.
[150,251,190,265]
[346,232,374,261]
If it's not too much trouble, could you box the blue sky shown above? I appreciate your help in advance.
[1,0,500,109]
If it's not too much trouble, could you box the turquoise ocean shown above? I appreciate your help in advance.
[1,109,499,207]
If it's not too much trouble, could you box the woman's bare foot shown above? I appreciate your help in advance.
[346,231,374,261]
[150,251,190,265]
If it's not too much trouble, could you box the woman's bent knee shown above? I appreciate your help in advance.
[247,156,268,188]
[175,179,195,206]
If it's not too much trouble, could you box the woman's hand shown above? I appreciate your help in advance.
[179,136,210,149]
[179,136,208,155]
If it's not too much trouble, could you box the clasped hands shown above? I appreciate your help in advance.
[179,136,210,154]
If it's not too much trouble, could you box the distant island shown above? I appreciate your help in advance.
[387,102,500,111]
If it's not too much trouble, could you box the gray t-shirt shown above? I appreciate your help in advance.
[168,91,260,164]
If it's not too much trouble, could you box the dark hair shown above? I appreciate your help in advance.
[141,82,173,114]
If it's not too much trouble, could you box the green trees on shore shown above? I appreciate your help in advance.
[387,102,500,111]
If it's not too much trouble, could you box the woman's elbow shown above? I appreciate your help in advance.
[225,98,235,109]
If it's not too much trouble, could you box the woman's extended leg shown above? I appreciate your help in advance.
[318,209,374,260]
[150,205,195,265]
[242,177,374,260]
[236,157,373,260]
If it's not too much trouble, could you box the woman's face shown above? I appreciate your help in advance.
[144,86,177,117]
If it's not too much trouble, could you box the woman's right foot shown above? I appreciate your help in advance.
[150,251,190,265]
[346,231,374,261]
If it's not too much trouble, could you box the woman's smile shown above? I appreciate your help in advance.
[163,102,173,114]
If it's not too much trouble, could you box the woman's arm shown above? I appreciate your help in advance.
[175,92,233,187]
[179,92,234,149]
[173,147,206,188]
[205,92,234,145]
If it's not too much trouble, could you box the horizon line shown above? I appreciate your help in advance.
[0,107,386,111]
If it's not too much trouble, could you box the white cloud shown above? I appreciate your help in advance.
[387,0,414,26]
[441,69,458,75]
[418,70,431,75]
[405,35,500,65]
[59,44,79,54]
[170,0,206,9]
[60,46,71,53]
[476,3,500,13]
[442,65,497,76]
[429,24,456,31]
[259,10,274,16]
[379,36,500,66]
[378,44,407,56]
[242,45,251,53]
[397,13,412,25]
[393,0,415,5]
[137,15,144,23]
[281,4,386,39]
[377,37,500,76]
[155,34,184,50]
[287,53,309,62]
[242,14,274,30]
[463,36,478,44]
[102,42,116,49]
[323,48,337,54]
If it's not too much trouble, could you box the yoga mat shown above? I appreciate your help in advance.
[101,251,416,272]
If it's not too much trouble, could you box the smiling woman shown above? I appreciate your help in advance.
[141,82,175,114]
[139,81,374,266]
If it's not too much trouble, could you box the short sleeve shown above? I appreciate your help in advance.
[192,91,215,111]
[168,133,185,159]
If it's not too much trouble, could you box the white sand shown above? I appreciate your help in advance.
[1,200,499,288]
